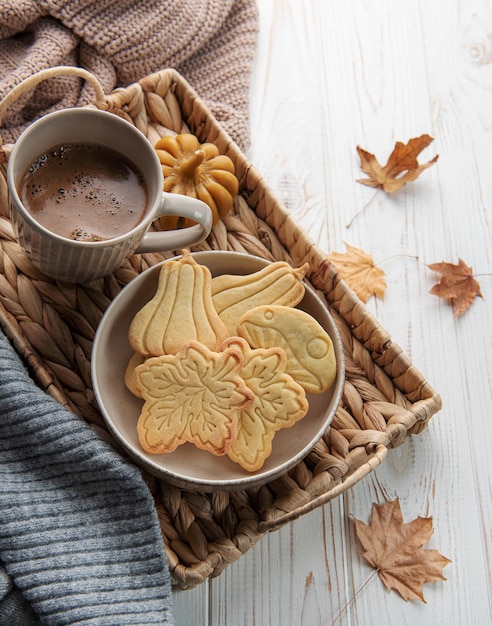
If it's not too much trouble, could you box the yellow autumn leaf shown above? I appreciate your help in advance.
[327,243,387,302]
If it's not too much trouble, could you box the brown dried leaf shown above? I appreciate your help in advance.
[428,258,483,317]
[327,243,386,302]
[353,499,451,602]
[357,134,439,193]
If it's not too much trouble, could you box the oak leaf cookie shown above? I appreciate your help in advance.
[222,337,308,472]
[237,305,337,394]
[134,340,253,456]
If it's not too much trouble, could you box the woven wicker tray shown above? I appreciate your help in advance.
[0,68,442,589]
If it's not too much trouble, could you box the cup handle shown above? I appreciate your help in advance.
[135,192,212,253]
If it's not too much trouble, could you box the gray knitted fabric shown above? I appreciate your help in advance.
[0,0,259,149]
[0,331,174,625]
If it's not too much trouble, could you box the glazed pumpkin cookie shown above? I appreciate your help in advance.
[222,337,308,472]
[134,339,254,456]
[128,250,230,357]
[237,305,337,394]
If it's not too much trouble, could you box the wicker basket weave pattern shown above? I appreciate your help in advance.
[0,68,441,589]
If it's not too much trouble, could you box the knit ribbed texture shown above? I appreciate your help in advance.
[0,0,259,149]
[0,331,174,625]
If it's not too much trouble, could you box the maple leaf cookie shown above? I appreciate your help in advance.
[222,337,308,472]
[134,340,253,456]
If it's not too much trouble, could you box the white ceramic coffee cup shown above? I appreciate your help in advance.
[7,108,213,282]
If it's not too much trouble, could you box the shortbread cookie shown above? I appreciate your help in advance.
[128,250,230,357]
[124,352,146,398]
[134,340,254,456]
[237,305,337,394]
[222,337,308,472]
[211,261,309,334]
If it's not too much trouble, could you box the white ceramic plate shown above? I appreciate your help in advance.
[91,251,345,491]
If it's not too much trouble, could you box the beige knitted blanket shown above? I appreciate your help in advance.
[0,0,259,149]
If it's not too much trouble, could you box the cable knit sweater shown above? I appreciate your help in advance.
[0,0,259,149]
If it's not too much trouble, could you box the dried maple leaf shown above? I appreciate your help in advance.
[357,134,439,193]
[353,499,451,602]
[135,341,253,455]
[428,258,483,317]
[327,243,387,302]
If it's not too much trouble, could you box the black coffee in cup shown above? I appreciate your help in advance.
[19,142,149,241]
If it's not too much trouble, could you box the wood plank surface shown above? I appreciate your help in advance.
[172,1,492,624]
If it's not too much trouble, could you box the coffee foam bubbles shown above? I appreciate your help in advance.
[20,143,148,242]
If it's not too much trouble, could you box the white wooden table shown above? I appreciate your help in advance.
[173,1,492,624]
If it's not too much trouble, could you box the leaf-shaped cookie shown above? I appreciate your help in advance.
[237,305,337,394]
[223,338,308,472]
[134,340,253,455]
